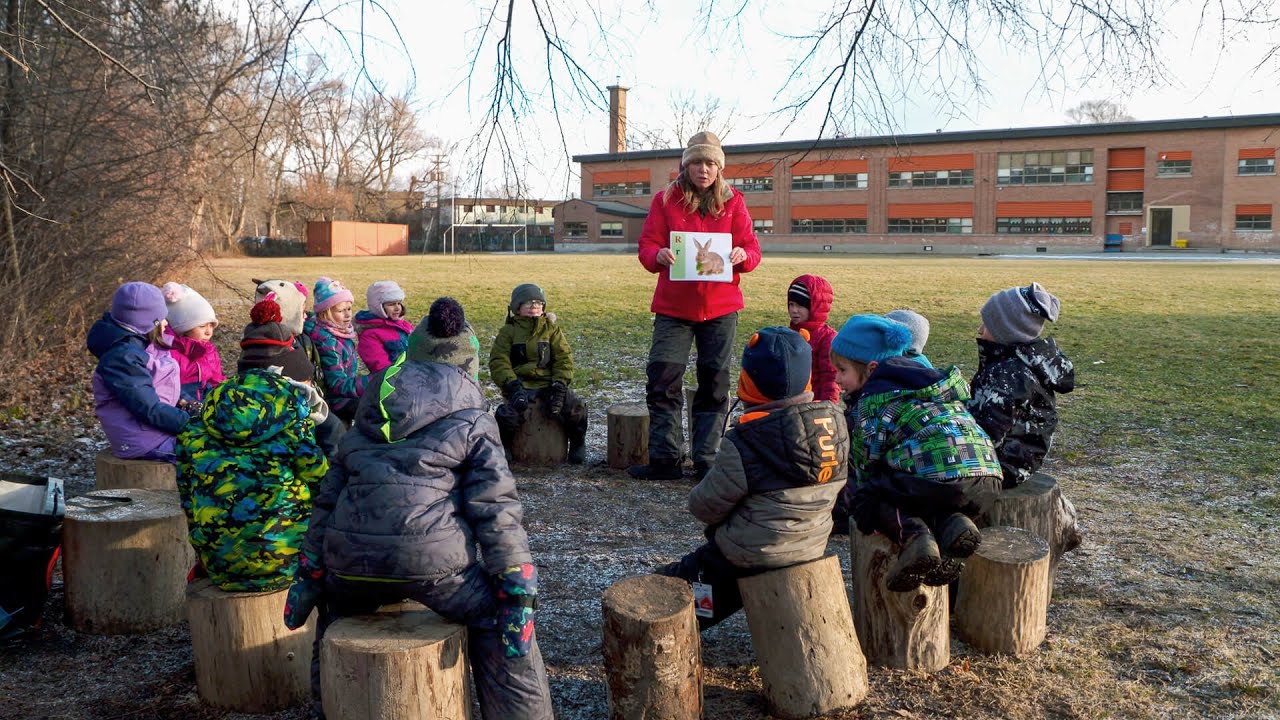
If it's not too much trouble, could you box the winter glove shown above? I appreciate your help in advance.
[504,380,530,414]
[545,381,568,417]
[495,563,538,658]
[283,552,325,630]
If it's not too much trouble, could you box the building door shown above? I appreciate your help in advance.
[1149,208,1172,246]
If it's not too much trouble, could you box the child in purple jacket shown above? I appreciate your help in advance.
[305,277,367,423]
[355,280,414,373]
[87,282,191,461]
[161,282,225,403]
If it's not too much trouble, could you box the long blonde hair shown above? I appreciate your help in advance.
[665,168,731,218]
[146,322,171,349]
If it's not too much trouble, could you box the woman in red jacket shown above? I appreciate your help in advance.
[629,131,762,481]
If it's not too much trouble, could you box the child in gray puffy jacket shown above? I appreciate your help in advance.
[286,297,553,720]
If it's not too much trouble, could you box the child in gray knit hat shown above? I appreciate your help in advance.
[969,283,1076,487]
[883,309,932,368]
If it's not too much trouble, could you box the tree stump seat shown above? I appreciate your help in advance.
[606,402,649,469]
[850,530,950,671]
[601,574,702,720]
[94,449,176,491]
[954,526,1050,656]
[511,396,567,466]
[980,472,1081,600]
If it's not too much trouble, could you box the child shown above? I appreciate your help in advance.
[787,275,841,402]
[176,296,328,592]
[490,283,588,464]
[87,282,191,461]
[305,277,367,423]
[286,297,554,720]
[969,283,1076,488]
[161,282,225,402]
[832,314,1003,591]
[883,309,933,368]
[657,326,848,629]
[355,280,414,373]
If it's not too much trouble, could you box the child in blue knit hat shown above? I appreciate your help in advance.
[831,314,1003,592]
[304,277,367,423]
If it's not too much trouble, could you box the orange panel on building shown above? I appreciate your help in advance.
[995,201,1093,217]
[1106,170,1145,191]
[1158,150,1192,161]
[791,159,869,174]
[1238,148,1276,159]
[792,204,868,219]
[306,221,409,257]
[748,206,774,220]
[886,154,975,172]
[1236,204,1272,215]
[593,169,649,183]
[724,162,777,178]
[887,202,973,218]
[1107,148,1146,168]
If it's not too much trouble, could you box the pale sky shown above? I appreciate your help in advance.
[288,0,1279,198]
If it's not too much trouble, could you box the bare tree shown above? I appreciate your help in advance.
[1067,99,1136,124]
[627,91,738,151]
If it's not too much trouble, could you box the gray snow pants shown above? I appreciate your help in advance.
[644,312,737,466]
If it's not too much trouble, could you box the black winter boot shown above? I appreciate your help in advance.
[627,459,683,481]
[936,513,982,558]
[568,439,586,465]
[886,531,941,592]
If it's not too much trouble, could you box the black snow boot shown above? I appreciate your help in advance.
[886,531,941,592]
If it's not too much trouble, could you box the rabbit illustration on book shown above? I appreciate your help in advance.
[695,239,726,276]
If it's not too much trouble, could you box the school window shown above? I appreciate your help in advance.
[1106,192,1144,213]
[996,217,1093,234]
[463,204,474,213]
[886,217,973,234]
[1156,159,1192,176]
[728,176,774,192]
[485,204,496,212]
[599,222,623,238]
[887,169,975,188]
[791,173,868,190]
[1238,158,1276,175]
[753,219,774,234]
[1235,214,1272,231]
[997,150,1094,185]
[563,222,587,237]
[791,218,868,233]
[593,181,651,196]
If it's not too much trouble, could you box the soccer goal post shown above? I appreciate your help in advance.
[445,223,528,254]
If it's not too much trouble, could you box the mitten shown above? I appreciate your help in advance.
[545,381,568,417]
[495,563,538,658]
[504,380,529,413]
[283,552,325,630]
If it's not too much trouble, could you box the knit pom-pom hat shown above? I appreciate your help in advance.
[407,297,480,379]
[737,326,812,406]
[313,277,354,315]
[980,282,1061,345]
[831,314,913,364]
[883,309,930,355]
[161,282,217,333]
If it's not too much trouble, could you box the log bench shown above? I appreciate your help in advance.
[954,526,1050,656]
[62,488,193,634]
[980,472,1081,599]
[94,449,177,491]
[601,575,702,720]
[606,402,649,470]
[738,555,867,718]
[850,531,949,671]
[511,396,568,466]
[321,606,470,719]
[187,579,314,711]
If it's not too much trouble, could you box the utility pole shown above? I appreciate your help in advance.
[429,153,448,253]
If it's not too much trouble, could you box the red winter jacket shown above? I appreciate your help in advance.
[788,274,840,403]
[638,186,762,322]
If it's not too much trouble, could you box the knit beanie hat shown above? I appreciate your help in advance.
[366,281,406,319]
[831,314,912,364]
[160,282,217,333]
[787,279,811,310]
[980,282,1061,345]
[110,282,168,334]
[509,283,547,314]
[237,297,314,381]
[883,310,930,355]
[681,131,725,169]
[313,277,354,315]
[254,279,308,335]
[406,297,481,380]
[737,326,812,405]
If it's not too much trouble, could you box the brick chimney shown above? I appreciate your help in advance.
[608,84,628,153]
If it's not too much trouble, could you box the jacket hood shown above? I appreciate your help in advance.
[790,274,834,324]
[862,357,970,403]
[197,369,308,446]
[354,359,487,443]
[354,310,413,332]
[978,337,1075,394]
[736,396,843,486]
[87,313,145,359]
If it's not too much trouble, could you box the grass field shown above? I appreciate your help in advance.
[4,252,1276,719]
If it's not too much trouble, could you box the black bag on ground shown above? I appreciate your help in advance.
[0,473,65,639]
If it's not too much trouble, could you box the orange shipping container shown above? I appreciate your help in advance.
[306,221,409,257]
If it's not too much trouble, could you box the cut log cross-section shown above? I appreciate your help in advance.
[738,555,868,719]
[954,526,1050,656]
[981,472,1081,599]
[94,449,177,491]
[607,402,649,469]
[321,607,470,720]
[511,396,568,466]
[62,488,193,634]
[849,531,950,672]
[187,579,315,712]
[601,574,702,720]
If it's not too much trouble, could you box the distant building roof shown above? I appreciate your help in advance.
[580,199,649,218]
[573,112,1280,163]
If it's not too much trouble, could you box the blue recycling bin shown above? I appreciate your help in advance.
[1104,234,1123,252]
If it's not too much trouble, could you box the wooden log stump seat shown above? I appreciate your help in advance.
[981,472,1081,597]
[849,531,949,672]
[321,607,469,720]
[601,575,702,720]
[954,526,1050,656]
[738,555,868,719]
[62,488,193,634]
[94,449,177,491]
[511,396,568,466]
[187,579,315,712]
[607,402,649,470]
